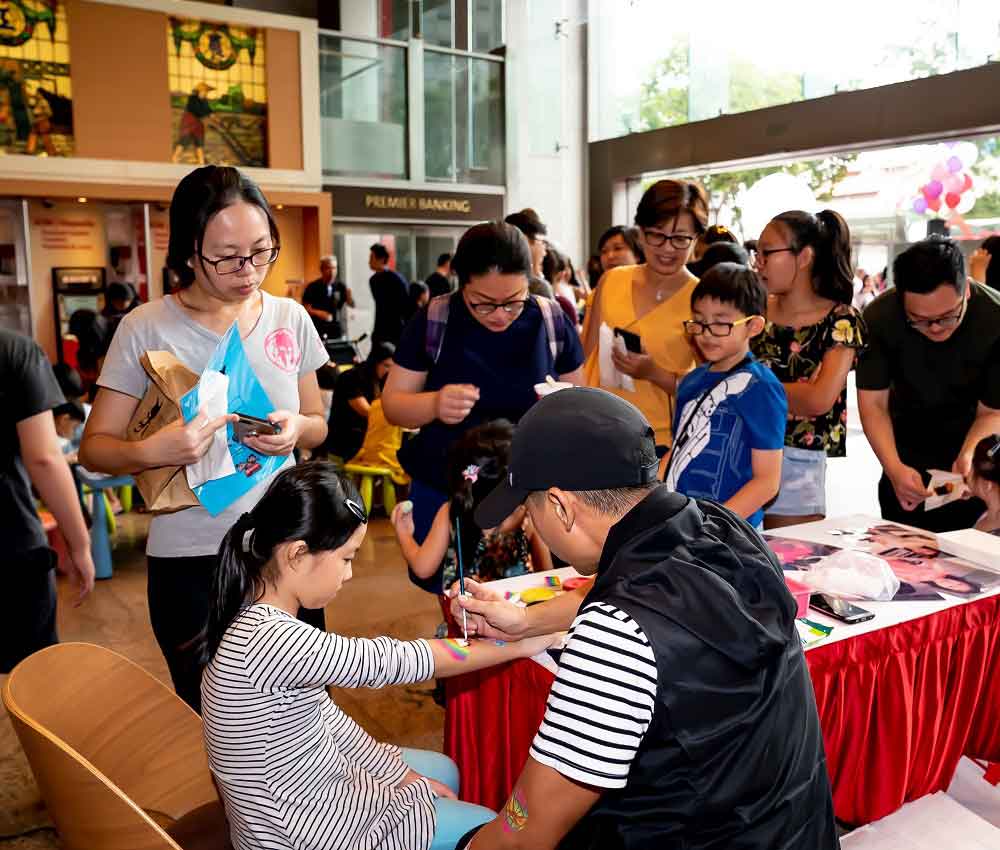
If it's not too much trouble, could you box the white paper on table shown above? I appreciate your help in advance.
[598,323,636,392]
[185,369,237,489]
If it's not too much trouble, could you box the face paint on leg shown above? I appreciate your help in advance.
[502,786,528,833]
[442,638,471,660]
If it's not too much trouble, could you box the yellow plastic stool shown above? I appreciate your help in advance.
[343,463,398,516]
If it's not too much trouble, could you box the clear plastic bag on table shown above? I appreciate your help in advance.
[798,549,900,601]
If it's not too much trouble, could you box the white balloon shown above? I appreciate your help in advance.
[953,141,979,168]
[738,172,819,242]
[956,192,977,215]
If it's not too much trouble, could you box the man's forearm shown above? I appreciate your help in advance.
[961,410,1000,462]
[25,453,90,552]
[521,584,588,637]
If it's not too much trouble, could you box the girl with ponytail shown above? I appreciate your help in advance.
[751,209,867,528]
[391,420,552,595]
[200,460,558,850]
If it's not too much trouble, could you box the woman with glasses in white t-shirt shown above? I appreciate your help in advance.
[80,166,329,713]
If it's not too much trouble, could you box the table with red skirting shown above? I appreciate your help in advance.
[444,569,1000,827]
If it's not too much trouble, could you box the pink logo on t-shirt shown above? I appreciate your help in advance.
[264,328,301,373]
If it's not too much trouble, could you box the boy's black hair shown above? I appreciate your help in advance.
[370,243,390,262]
[690,261,766,317]
[893,236,966,296]
[437,252,453,266]
[53,401,85,422]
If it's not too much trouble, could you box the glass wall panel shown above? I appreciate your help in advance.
[422,0,454,47]
[470,0,503,53]
[320,35,408,179]
[590,0,1000,142]
[424,52,504,184]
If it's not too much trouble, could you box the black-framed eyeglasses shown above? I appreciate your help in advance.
[641,229,695,250]
[344,498,368,523]
[466,296,529,317]
[199,246,280,275]
[752,246,796,269]
[904,297,965,331]
[683,315,761,337]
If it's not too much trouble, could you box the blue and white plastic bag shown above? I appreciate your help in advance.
[180,322,285,516]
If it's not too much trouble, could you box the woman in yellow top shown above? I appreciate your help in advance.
[582,179,709,446]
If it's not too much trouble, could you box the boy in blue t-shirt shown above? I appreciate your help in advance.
[665,262,787,527]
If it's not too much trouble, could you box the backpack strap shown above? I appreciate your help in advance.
[425,292,563,366]
[533,295,562,362]
[424,294,452,364]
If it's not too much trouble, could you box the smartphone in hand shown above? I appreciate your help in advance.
[809,593,874,624]
[613,327,643,354]
[233,413,281,444]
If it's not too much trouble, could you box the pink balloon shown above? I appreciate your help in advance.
[913,197,929,214]
[943,173,963,194]
[963,173,974,192]
[928,197,942,212]
[925,180,944,199]
[931,163,950,182]
[947,155,963,172]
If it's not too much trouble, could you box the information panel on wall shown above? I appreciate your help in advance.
[167,17,267,167]
[0,0,74,157]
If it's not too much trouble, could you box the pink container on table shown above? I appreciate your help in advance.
[784,576,811,619]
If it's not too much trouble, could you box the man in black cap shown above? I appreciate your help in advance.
[454,387,837,850]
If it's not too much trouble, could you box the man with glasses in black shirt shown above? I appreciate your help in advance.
[858,236,1000,531]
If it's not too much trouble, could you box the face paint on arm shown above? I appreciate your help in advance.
[502,786,528,833]
[441,637,472,661]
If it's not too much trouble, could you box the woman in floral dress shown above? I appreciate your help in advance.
[752,209,866,528]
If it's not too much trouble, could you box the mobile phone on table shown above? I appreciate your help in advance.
[233,413,281,443]
[613,327,643,354]
[809,593,874,624]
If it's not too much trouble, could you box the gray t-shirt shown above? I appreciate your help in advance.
[98,292,328,558]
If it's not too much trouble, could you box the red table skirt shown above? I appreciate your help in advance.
[444,594,1000,826]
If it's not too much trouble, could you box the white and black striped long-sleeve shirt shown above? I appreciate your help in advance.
[529,601,658,788]
[201,604,437,850]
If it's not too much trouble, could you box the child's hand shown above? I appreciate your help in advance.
[390,502,415,537]
[426,778,457,799]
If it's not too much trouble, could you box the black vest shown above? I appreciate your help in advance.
[559,487,838,850]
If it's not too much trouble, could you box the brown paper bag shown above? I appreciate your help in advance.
[125,351,201,514]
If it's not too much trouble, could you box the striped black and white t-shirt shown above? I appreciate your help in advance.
[529,601,658,788]
[201,604,437,850]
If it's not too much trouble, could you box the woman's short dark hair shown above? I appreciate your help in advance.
[198,462,366,663]
[634,180,709,234]
[771,209,854,304]
[893,236,966,297]
[504,208,547,241]
[166,165,280,290]
[451,222,532,287]
[597,225,645,263]
[370,243,390,262]
[691,262,766,317]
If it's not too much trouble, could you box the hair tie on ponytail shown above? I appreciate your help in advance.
[239,512,256,555]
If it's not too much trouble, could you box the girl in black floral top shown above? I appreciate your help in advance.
[752,209,867,528]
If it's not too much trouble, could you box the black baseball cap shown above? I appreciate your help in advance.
[475,387,662,528]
